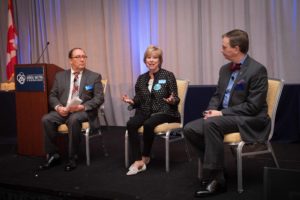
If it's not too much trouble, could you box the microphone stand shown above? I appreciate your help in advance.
[35,42,50,63]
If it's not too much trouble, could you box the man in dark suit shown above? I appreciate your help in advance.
[40,47,104,171]
[183,29,271,197]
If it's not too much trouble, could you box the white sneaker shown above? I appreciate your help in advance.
[126,164,146,175]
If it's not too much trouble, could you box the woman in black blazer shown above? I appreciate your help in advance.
[122,45,180,175]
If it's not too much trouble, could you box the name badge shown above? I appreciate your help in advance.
[85,85,93,91]
[158,79,166,84]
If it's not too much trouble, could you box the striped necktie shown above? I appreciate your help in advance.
[71,72,79,98]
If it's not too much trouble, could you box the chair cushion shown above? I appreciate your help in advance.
[224,132,241,143]
[58,122,90,134]
[138,123,181,135]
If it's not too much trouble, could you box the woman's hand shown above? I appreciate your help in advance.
[163,92,176,105]
[121,94,134,105]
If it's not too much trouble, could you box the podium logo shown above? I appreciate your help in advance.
[16,72,26,85]
[16,72,44,85]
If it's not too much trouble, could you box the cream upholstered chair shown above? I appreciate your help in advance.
[197,78,284,193]
[125,79,191,172]
[57,79,108,166]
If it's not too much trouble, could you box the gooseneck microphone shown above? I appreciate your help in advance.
[35,42,50,63]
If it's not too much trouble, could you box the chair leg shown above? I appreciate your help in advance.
[236,142,245,193]
[85,128,90,166]
[125,130,129,168]
[165,132,170,172]
[164,130,191,172]
[267,142,280,168]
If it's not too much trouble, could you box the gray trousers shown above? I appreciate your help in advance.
[183,116,239,170]
[41,111,88,159]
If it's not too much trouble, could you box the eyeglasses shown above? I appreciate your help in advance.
[71,55,88,59]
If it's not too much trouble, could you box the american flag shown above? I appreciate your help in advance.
[6,0,18,81]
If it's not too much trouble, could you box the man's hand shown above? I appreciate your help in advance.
[202,110,223,119]
[68,105,85,113]
[56,105,85,116]
[56,106,69,117]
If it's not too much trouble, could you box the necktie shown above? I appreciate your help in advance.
[230,63,241,72]
[71,72,79,98]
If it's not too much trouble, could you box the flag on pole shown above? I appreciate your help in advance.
[6,0,18,81]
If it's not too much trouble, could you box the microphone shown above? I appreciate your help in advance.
[35,42,50,63]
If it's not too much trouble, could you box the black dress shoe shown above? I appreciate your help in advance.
[194,179,227,198]
[64,159,77,172]
[39,153,61,170]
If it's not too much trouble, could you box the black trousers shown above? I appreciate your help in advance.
[42,111,88,159]
[183,116,239,170]
[127,113,180,162]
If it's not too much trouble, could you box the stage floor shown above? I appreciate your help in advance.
[0,126,300,200]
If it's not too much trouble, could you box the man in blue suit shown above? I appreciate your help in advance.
[40,48,104,171]
[183,29,270,197]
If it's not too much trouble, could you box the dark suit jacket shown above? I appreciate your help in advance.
[207,56,271,142]
[49,68,104,130]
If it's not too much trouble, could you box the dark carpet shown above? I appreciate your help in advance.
[0,126,300,200]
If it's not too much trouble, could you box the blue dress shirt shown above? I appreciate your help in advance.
[222,55,247,108]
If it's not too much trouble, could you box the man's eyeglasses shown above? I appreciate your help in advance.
[72,55,88,59]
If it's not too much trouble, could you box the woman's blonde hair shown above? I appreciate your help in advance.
[143,45,163,67]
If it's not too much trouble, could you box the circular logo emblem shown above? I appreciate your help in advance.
[153,83,161,91]
[16,72,26,85]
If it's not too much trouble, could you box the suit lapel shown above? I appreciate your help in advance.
[79,69,87,95]
[61,70,71,104]
[235,56,251,82]
[65,70,71,88]
[230,56,251,101]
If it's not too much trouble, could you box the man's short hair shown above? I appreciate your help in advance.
[223,29,249,54]
[68,47,85,58]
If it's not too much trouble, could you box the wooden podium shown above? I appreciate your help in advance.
[15,64,63,156]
